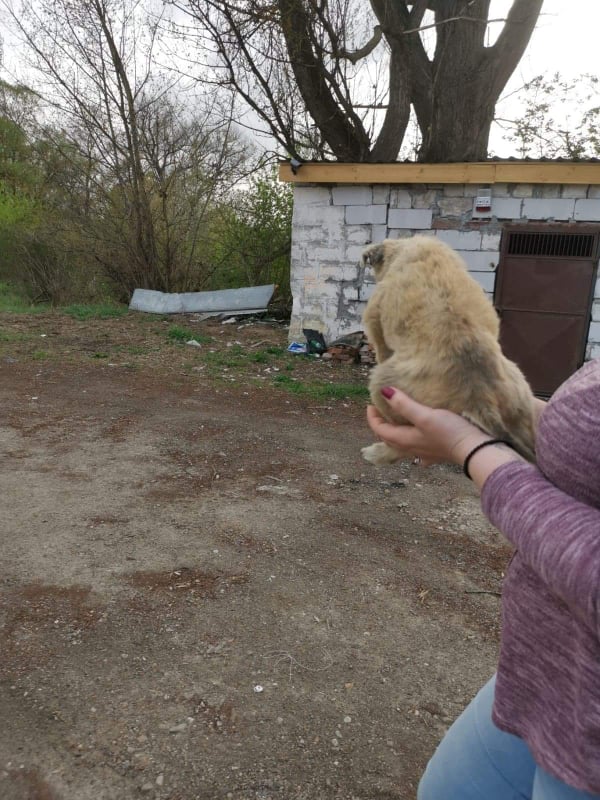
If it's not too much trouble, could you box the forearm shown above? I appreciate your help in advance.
[481,462,600,631]
[450,397,546,485]
[451,433,524,488]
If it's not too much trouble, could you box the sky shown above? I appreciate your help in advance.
[489,0,600,155]
[501,0,599,80]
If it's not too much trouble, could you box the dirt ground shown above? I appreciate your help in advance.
[0,310,512,800]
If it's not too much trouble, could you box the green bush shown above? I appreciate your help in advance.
[211,169,293,313]
[0,280,47,312]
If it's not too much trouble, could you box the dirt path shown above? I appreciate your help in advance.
[0,312,510,800]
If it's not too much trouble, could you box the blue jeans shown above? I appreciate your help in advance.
[418,676,600,800]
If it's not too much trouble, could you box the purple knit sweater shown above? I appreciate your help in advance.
[480,358,600,794]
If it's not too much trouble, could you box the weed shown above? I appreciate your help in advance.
[251,347,287,364]
[32,350,50,360]
[167,325,212,344]
[272,373,368,401]
[0,282,49,314]
[92,352,109,359]
[63,304,128,321]
[202,346,248,369]
[0,329,30,342]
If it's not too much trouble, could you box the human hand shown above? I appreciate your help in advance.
[366,387,494,468]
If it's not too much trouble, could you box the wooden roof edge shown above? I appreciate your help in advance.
[278,161,600,185]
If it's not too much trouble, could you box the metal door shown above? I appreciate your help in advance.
[494,225,600,396]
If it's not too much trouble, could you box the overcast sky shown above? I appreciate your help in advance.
[484,1,600,155]
[504,0,598,80]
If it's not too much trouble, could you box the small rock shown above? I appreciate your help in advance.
[343,716,352,724]
[133,753,151,770]
[156,774,164,787]
[169,723,187,734]
[256,485,301,497]
[141,783,153,794]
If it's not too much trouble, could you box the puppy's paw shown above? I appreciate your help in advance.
[361,442,401,466]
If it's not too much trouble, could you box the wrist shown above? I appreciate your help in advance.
[450,431,492,466]
[462,439,523,487]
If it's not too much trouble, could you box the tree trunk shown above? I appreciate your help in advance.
[278,0,372,161]
[420,84,497,161]
[368,45,412,162]
[416,0,544,161]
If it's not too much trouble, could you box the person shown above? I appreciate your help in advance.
[366,358,600,800]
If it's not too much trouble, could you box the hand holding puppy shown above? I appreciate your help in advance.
[367,387,523,486]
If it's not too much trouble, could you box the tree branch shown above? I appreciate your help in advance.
[399,15,504,36]
[334,25,382,64]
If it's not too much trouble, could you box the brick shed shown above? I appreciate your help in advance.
[279,161,600,395]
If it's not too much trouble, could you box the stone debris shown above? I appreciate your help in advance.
[321,331,376,365]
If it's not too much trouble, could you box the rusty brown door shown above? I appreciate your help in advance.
[494,225,600,396]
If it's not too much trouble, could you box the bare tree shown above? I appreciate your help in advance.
[497,73,600,160]
[172,0,543,162]
[1,0,252,294]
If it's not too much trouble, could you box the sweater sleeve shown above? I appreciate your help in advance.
[481,461,600,634]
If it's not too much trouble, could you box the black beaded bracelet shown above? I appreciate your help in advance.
[463,439,514,480]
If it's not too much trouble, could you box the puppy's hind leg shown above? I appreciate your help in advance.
[361,441,403,465]
[362,361,410,465]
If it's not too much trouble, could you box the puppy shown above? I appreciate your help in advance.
[360,236,536,465]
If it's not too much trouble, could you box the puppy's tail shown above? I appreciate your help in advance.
[456,336,537,462]
[469,408,535,462]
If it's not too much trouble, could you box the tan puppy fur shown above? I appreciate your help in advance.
[361,236,536,465]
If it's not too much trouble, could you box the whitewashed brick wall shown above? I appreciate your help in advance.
[288,182,600,361]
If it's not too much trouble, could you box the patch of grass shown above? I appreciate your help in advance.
[272,373,369,401]
[0,282,49,314]
[166,325,213,344]
[0,329,30,342]
[201,345,249,369]
[251,346,287,364]
[62,304,129,321]
[32,350,50,360]
[91,352,109,359]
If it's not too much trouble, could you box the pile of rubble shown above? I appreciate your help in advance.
[320,331,376,365]
[289,329,377,365]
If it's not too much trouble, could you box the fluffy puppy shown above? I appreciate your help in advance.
[361,236,536,465]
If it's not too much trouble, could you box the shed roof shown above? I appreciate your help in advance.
[278,160,600,185]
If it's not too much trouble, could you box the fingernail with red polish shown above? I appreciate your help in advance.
[380,387,395,399]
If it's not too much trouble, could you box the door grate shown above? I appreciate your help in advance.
[507,231,595,258]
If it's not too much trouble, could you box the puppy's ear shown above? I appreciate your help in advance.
[361,242,386,277]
